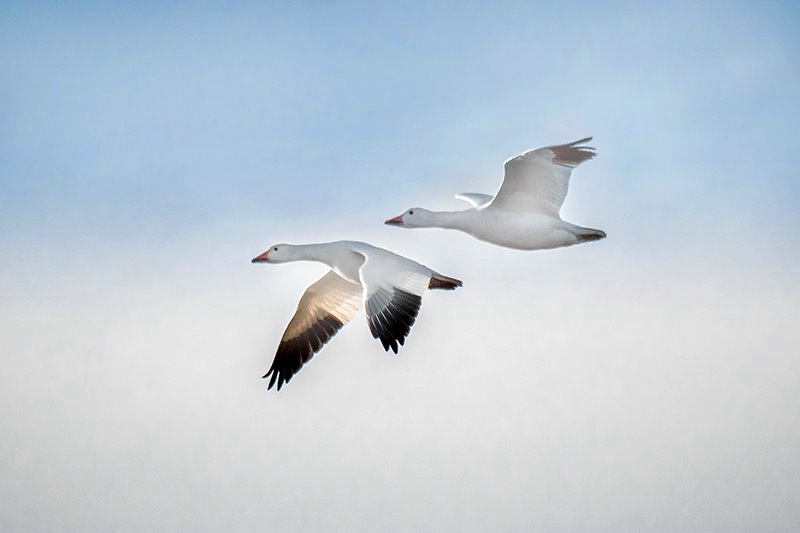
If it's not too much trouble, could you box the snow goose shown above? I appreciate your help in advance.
[385,138,606,250]
[251,241,462,390]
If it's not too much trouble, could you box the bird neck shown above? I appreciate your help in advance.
[426,210,470,230]
[288,243,338,264]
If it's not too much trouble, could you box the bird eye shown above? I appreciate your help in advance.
[409,210,414,215]
[273,247,278,251]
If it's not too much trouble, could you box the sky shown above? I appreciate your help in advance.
[1,1,799,531]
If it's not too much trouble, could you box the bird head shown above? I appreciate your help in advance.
[251,244,293,264]
[384,208,432,228]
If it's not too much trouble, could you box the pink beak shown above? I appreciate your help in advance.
[251,249,270,263]
[384,214,405,226]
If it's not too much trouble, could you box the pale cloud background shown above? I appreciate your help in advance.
[1,1,799,532]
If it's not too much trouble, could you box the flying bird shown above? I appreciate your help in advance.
[385,138,606,250]
[251,241,462,390]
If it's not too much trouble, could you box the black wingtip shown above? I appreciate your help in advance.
[366,288,422,356]
[264,368,278,390]
[377,332,390,350]
[550,138,596,166]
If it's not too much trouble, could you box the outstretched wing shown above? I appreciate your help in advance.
[264,270,362,391]
[454,192,494,208]
[487,137,596,215]
[356,249,432,354]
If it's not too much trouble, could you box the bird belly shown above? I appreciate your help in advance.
[462,212,577,250]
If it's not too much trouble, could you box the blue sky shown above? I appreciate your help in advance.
[2,1,799,254]
[2,2,800,531]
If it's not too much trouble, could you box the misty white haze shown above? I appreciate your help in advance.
[2,217,799,531]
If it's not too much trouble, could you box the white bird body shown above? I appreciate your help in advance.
[385,138,606,250]
[403,209,588,250]
[251,240,461,390]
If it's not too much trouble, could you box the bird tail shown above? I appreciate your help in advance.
[575,227,607,242]
[428,274,463,290]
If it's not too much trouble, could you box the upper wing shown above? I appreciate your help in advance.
[356,249,432,354]
[487,137,596,215]
[264,270,362,391]
[454,192,494,208]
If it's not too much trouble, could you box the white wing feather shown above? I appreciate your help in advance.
[357,248,430,301]
[487,137,596,215]
[263,270,362,390]
[454,193,493,208]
